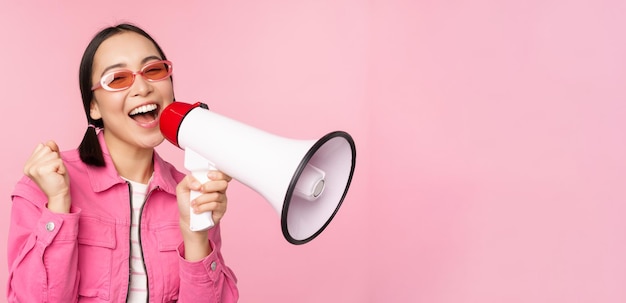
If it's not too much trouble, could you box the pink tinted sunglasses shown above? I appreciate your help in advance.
[91,60,173,92]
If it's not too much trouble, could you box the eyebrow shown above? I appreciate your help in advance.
[99,55,163,76]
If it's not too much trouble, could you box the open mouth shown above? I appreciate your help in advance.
[129,104,160,124]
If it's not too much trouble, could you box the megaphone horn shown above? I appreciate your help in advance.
[160,102,356,245]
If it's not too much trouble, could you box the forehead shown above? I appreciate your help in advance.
[93,31,161,70]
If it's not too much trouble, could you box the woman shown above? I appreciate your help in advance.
[7,23,239,302]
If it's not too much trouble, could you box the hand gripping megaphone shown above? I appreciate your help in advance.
[159,102,356,244]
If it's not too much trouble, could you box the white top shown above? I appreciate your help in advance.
[124,178,149,302]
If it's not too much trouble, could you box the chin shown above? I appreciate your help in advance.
[144,134,166,149]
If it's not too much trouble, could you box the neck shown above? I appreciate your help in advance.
[103,134,155,184]
[113,150,154,184]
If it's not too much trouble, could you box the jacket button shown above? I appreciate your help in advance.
[45,222,55,232]
[210,261,217,271]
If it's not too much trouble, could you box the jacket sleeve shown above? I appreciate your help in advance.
[176,224,239,302]
[7,177,81,303]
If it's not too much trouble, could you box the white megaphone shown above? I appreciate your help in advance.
[160,101,356,244]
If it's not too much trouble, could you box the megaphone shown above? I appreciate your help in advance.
[160,102,356,245]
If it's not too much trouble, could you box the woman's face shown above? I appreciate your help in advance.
[90,31,174,152]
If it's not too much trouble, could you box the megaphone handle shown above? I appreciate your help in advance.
[189,169,215,231]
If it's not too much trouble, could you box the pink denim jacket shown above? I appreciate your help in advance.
[7,134,238,302]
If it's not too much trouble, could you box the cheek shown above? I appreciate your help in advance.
[92,94,126,118]
[156,81,175,102]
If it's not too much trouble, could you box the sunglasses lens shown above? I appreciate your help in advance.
[96,61,171,91]
[103,71,134,90]
[143,61,171,81]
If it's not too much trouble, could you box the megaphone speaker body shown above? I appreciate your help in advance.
[160,102,356,244]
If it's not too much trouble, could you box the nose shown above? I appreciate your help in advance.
[130,73,152,96]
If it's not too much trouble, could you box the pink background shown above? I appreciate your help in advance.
[1,0,625,302]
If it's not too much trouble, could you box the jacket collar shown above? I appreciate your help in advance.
[86,131,178,195]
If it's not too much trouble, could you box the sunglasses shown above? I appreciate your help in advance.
[91,60,173,92]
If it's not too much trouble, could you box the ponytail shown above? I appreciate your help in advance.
[78,124,105,167]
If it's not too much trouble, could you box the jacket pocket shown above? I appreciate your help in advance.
[155,223,181,251]
[77,216,116,300]
[154,223,182,301]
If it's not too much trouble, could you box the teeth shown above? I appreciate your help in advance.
[129,104,157,116]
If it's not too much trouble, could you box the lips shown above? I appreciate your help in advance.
[129,103,159,124]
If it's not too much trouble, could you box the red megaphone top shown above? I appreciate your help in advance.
[159,102,205,148]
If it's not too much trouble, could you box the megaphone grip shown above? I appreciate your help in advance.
[185,148,217,231]
[189,170,216,231]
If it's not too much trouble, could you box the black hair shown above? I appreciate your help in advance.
[78,23,170,166]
